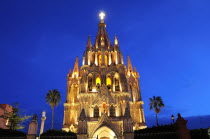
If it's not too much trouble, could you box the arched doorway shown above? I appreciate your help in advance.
[92,126,117,139]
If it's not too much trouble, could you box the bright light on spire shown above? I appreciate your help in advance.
[99,12,105,21]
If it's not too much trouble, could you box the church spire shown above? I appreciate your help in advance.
[86,36,92,47]
[68,68,72,77]
[72,57,79,78]
[127,56,133,72]
[114,35,119,46]
[94,12,111,48]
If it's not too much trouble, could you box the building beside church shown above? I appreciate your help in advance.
[0,104,12,129]
[62,13,146,139]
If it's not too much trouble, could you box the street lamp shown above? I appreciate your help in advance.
[171,115,175,124]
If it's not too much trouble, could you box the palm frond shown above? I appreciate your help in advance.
[46,89,61,108]
[149,96,164,111]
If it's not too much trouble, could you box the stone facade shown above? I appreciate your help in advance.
[62,15,146,139]
[0,104,13,129]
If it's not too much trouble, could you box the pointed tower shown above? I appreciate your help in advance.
[77,109,87,139]
[127,56,133,73]
[114,35,118,46]
[72,57,79,78]
[113,35,124,65]
[127,56,145,130]
[94,12,111,49]
[83,36,92,66]
[63,57,81,132]
[123,107,134,139]
[86,36,92,48]
[63,12,146,138]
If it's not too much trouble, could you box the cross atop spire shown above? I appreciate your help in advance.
[99,12,105,23]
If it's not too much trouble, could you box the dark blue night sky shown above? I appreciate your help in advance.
[1,0,210,131]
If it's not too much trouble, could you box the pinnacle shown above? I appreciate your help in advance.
[79,109,86,120]
[86,36,92,47]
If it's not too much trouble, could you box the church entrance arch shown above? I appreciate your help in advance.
[92,126,117,139]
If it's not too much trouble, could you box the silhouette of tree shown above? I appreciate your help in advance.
[149,96,164,126]
[46,89,61,129]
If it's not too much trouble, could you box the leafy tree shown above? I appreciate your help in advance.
[7,103,31,130]
[149,96,164,126]
[46,89,61,129]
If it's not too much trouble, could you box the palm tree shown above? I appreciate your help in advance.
[149,96,164,126]
[46,89,61,129]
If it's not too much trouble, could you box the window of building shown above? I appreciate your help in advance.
[98,55,108,66]
[88,76,93,91]
[96,77,101,85]
[94,106,99,117]
[99,55,102,66]
[105,55,108,66]
[110,105,115,117]
[130,84,133,101]
[115,78,120,91]
[106,77,112,85]
[106,77,112,91]
[96,77,101,90]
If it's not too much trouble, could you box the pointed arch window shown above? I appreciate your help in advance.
[92,54,95,65]
[114,73,120,91]
[110,105,115,117]
[104,55,108,66]
[129,84,133,101]
[96,76,101,90]
[115,78,120,91]
[106,77,112,91]
[88,75,93,91]
[98,55,102,66]
[106,77,111,85]
[94,106,99,117]
[98,54,108,66]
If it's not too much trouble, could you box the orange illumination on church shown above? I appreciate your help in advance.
[62,12,146,139]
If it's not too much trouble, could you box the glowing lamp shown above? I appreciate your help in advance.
[42,111,46,117]
[171,114,175,123]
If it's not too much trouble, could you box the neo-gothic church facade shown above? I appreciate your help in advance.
[62,14,146,139]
